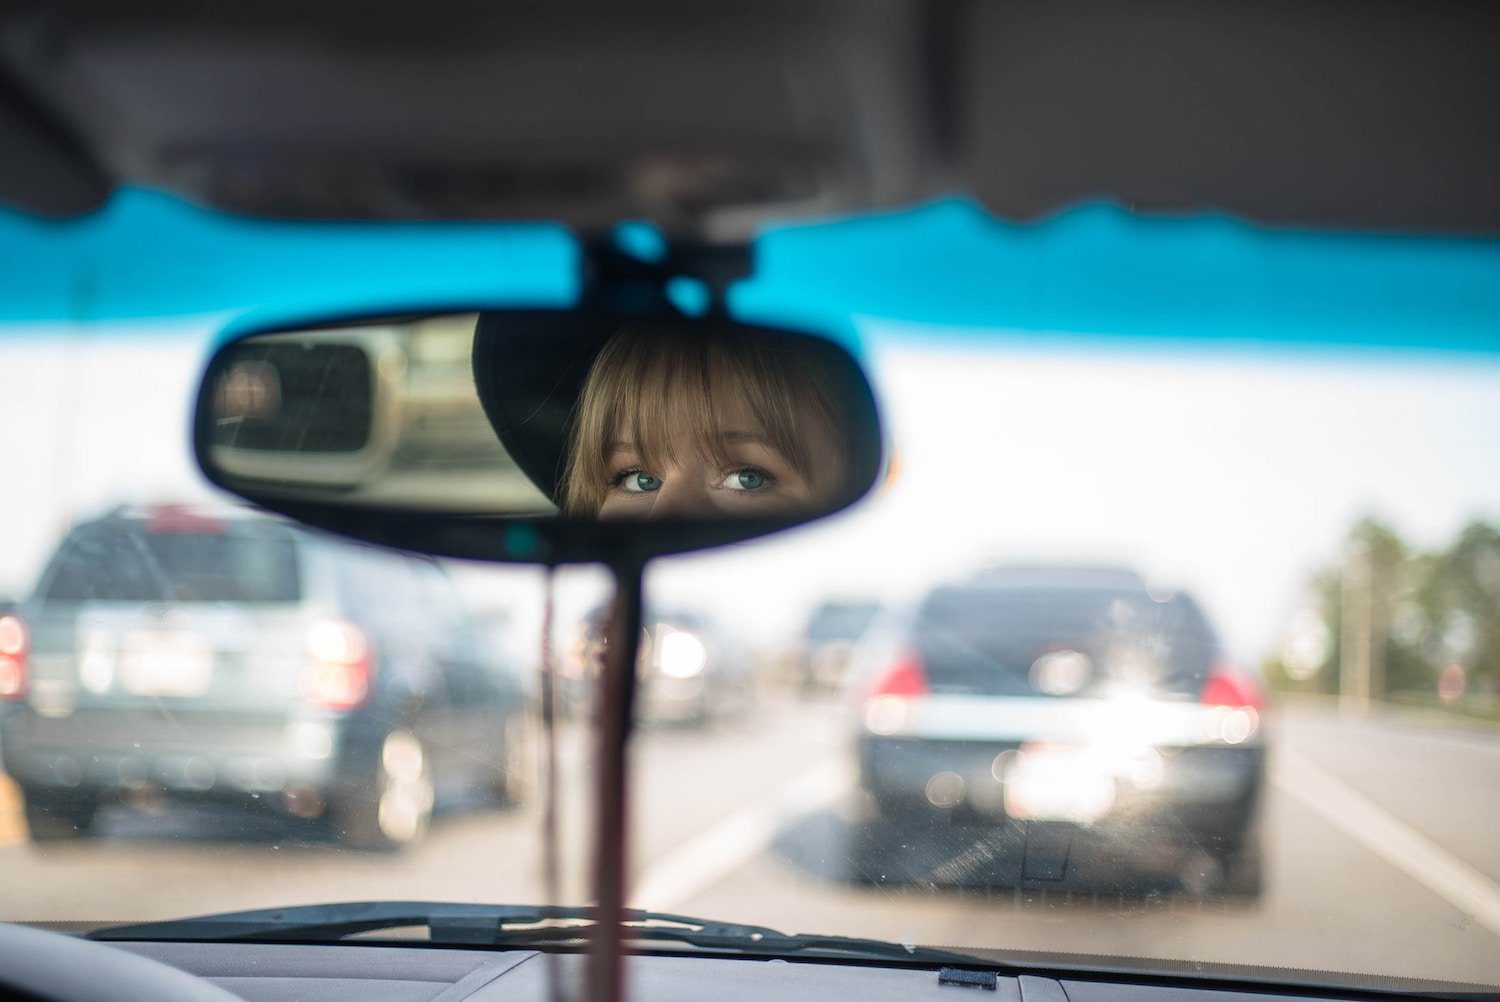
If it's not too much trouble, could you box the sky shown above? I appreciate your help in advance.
[3,319,1499,663]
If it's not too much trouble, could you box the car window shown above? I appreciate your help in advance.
[807,604,880,641]
[337,545,427,622]
[38,520,302,604]
[911,586,1216,697]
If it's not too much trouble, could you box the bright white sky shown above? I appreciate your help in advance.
[3,319,1499,663]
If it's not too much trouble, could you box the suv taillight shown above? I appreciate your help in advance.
[1201,664,1265,712]
[300,620,373,711]
[0,612,28,701]
[869,650,929,699]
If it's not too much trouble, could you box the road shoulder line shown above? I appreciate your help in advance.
[1273,747,1500,937]
[631,757,850,911]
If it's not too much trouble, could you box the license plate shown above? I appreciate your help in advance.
[1002,743,1117,823]
[119,631,214,697]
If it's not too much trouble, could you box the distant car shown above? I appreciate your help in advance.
[564,606,754,726]
[0,504,532,851]
[844,565,1266,895]
[796,601,882,692]
[469,604,540,710]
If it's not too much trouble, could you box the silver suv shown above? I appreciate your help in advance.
[0,505,532,851]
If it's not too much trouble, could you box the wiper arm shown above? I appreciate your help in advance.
[89,900,992,968]
[474,921,989,967]
[91,901,598,943]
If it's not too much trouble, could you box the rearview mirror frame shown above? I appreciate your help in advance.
[191,302,884,567]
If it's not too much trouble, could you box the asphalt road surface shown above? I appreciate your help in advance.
[2,696,1498,990]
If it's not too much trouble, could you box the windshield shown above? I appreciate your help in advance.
[3,302,1500,996]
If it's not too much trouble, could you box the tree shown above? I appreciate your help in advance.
[1265,516,1499,701]
[1340,517,1411,700]
[1417,521,1500,695]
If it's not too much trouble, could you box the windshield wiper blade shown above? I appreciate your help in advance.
[89,901,556,943]
[88,900,992,968]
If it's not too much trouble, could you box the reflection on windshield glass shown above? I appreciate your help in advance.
[3,329,1500,992]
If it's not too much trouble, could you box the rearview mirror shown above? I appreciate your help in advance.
[194,309,883,564]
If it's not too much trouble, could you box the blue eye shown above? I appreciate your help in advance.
[724,469,768,491]
[614,470,661,493]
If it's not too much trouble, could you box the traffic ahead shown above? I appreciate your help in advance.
[2,691,1497,987]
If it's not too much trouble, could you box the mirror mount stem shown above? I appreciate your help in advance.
[589,554,647,1002]
[579,235,752,318]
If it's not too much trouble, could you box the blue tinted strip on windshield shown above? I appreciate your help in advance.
[4,190,1500,355]
[0,188,579,327]
[733,199,1500,356]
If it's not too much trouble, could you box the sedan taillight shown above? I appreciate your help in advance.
[862,650,929,735]
[869,650,929,699]
[1200,664,1265,712]
[1200,663,1264,744]
[0,612,28,701]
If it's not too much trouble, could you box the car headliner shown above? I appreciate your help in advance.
[3,1,1498,236]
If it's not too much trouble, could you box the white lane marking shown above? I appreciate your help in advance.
[1284,716,1500,758]
[631,757,852,912]
[1380,730,1500,758]
[1419,736,1500,757]
[1273,748,1500,937]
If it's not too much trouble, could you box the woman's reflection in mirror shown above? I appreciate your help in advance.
[561,323,873,520]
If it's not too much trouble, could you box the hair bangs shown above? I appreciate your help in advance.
[610,328,729,475]
[562,322,852,515]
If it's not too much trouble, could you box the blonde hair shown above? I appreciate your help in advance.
[561,322,865,516]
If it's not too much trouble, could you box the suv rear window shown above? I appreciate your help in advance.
[39,520,303,604]
[808,604,880,642]
[912,586,1218,698]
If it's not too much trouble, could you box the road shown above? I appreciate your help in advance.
[2,697,1498,990]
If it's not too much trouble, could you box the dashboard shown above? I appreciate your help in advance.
[94,940,1410,1002]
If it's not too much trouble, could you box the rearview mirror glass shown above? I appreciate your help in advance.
[195,310,883,564]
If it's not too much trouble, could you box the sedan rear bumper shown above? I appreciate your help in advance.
[858,735,1264,830]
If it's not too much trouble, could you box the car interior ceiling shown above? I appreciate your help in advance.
[0,0,1495,235]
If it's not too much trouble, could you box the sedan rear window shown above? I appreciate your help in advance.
[39,520,303,604]
[913,586,1218,697]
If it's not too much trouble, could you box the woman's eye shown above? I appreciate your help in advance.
[617,471,662,493]
[723,469,769,491]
